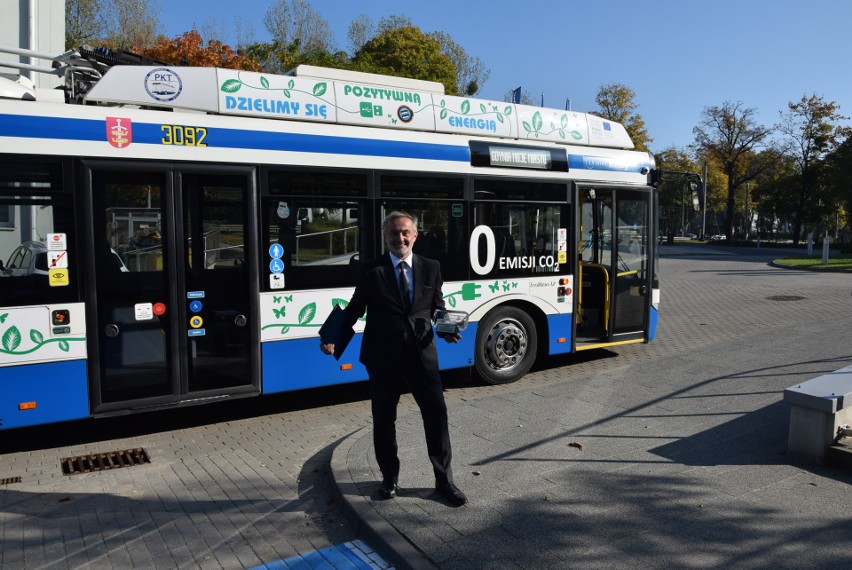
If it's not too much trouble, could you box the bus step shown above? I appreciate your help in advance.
[61,448,151,475]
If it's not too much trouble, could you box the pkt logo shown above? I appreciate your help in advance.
[144,68,183,102]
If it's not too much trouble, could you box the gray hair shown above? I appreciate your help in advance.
[382,211,418,232]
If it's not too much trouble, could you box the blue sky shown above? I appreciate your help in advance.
[159,0,852,153]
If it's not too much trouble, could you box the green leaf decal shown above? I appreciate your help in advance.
[260,76,270,89]
[0,313,7,323]
[571,130,583,140]
[331,298,349,309]
[288,79,295,89]
[220,79,242,93]
[561,115,569,128]
[440,99,446,108]
[496,114,504,124]
[523,121,532,132]
[59,340,70,352]
[558,129,566,139]
[30,329,43,344]
[504,106,512,115]
[448,296,457,308]
[280,325,290,334]
[313,83,327,97]
[298,303,317,325]
[440,108,448,120]
[461,100,471,115]
[480,103,487,113]
[3,326,21,352]
[283,89,291,98]
[532,112,543,131]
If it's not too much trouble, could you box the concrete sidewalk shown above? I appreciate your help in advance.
[331,318,852,569]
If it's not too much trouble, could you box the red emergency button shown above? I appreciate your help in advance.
[153,302,166,316]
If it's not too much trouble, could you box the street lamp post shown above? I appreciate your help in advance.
[701,163,708,240]
[657,169,704,242]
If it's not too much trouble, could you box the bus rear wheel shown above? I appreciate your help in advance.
[474,307,537,385]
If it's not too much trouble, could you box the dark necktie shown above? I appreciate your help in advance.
[398,260,411,309]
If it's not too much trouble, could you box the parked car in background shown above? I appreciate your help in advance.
[0,240,48,276]
[710,234,727,242]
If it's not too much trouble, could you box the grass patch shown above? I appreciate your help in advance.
[773,253,852,271]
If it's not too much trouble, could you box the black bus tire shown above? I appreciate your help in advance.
[474,306,537,385]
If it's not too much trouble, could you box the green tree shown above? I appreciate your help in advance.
[777,94,850,243]
[103,0,161,51]
[347,14,373,54]
[349,15,487,96]
[654,147,706,238]
[263,0,334,55]
[376,14,415,35]
[428,31,489,96]
[593,83,652,152]
[352,26,458,94]
[241,40,348,75]
[66,0,105,49]
[750,150,800,240]
[822,137,852,239]
[693,101,774,240]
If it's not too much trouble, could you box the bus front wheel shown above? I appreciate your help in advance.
[474,307,537,385]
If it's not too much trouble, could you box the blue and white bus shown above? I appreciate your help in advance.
[0,47,659,430]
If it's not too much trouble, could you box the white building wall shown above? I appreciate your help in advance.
[0,0,65,88]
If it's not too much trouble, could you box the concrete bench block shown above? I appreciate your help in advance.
[784,365,852,462]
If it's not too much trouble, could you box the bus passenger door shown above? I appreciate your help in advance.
[611,191,650,339]
[87,165,258,412]
[577,187,651,345]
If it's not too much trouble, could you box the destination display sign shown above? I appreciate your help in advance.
[469,141,568,171]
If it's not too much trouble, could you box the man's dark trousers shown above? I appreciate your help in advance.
[369,344,453,486]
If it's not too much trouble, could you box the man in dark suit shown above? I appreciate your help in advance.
[320,211,467,507]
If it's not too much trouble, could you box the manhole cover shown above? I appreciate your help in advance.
[766,295,806,302]
[61,448,150,475]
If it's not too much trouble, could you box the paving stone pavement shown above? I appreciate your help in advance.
[331,246,852,569]
[2,245,851,569]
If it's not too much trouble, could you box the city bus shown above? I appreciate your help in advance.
[0,46,660,430]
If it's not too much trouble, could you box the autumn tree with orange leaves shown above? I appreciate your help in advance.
[142,30,261,71]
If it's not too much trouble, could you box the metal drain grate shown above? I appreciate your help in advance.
[766,295,806,302]
[61,448,151,475]
[1,476,22,485]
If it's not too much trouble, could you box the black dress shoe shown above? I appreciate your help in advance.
[436,482,467,506]
[379,480,398,499]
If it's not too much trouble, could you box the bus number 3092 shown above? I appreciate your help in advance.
[160,125,208,147]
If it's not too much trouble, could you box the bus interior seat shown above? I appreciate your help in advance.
[494,229,516,258]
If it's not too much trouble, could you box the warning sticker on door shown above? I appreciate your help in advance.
[48,251,68,269]
[49,269,69,287]
[135,303,154,320]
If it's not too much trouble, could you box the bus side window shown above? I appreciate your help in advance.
[263,197,364,289]
[0,158,78,305]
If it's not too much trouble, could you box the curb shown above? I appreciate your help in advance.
[329,428,436,570]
